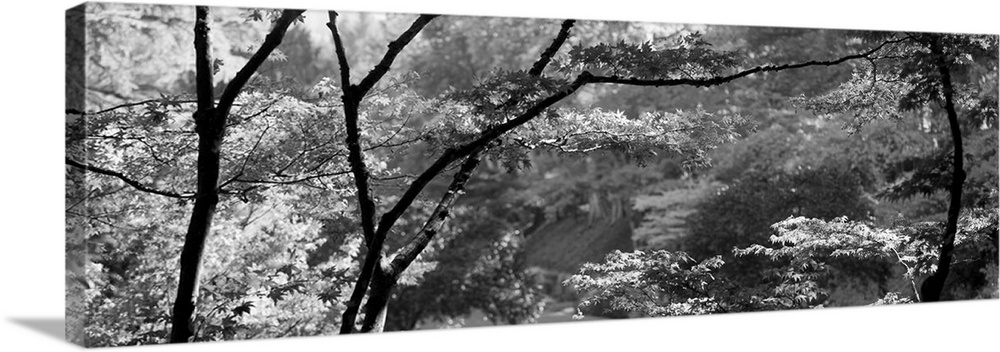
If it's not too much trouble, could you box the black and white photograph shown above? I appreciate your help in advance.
[4,0,1000,351]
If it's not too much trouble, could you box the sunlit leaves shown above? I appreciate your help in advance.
[243,9,282,22]
[565,250,729,317]
[565,249,820,317]
[190,194,350,341]
[795,33,998,132]
[790,66,910,133]
[220,90,351,194]
[737,216,909,264]
[563,211,987,319]
[73,185,188,346]
[243,8,305,23]
[511,107,750,169]
[869,291,915,305]
[446,69,567,118]
[558,33,743,79]
[736,211,998,302]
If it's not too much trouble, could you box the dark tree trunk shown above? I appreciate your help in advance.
[326,12,439,334]
[170,7,220,342]
[336,89,382,334]
[170,110,224,342]
[920,36,966,302]
[360,264,396,333]
[170,8,302,342]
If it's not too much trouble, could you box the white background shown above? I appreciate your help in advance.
[1,0,997,351]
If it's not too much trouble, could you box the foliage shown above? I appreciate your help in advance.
[70,4,998,345]
[568,30,998,318]
[83,4,277,107]
[738,210,998,302]
[565,249,828,318]
[386,213,545,330]
[568,207,996,319]
[408,16,567,94]
[513,107,751,169]
[381,161,549,329]
[869,292,915,305]
[566,250,731,317]
[558,33,743,79]
[72,191,185,346]
[682,157,877,285]
[794,33,998,132]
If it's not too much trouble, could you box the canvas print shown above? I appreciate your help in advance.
[65,1,999,347]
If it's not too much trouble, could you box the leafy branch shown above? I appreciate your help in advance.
[65,158,194,199]
[585,36,908,87]
[65,97,200,116]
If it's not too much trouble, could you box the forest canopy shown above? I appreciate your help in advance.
[65,3,998,347]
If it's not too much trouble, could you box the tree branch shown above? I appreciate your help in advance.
[369,34,893,251]
[388,149,483,275]
[336,13,438,335]
[326,11,352,90]
[528,20,575,76]
[341,13,440,248]
[588,37,907,88]
[888,247,921,301]
[65,158,193,199]
[367,27,589,242]
[216,9,304,117]
[354,14,438,96]
[194,7,215,111]
[65,99,200,116]
[383,20,577,276]
[232,170,352,185]
[229,123,272,183]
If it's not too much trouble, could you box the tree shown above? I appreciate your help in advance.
[67,5,309,343]
[166,8,306,342]
[323,13,902,333]
[797,32,998,301]
[71,7,451,344]
[738,213,997,303]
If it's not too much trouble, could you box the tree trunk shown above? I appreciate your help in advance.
[327,13,439,334]
[170,8,302,341]
[360,264,396,333]
[337,90,382,334]
[171,110,225,342]
[170,7,221,342]
[920,36,966,302]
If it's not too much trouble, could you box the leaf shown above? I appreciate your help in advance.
[232,302,253,317]
[267,282,305,304]
[212,58,224,75]
[276,263,299,277]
